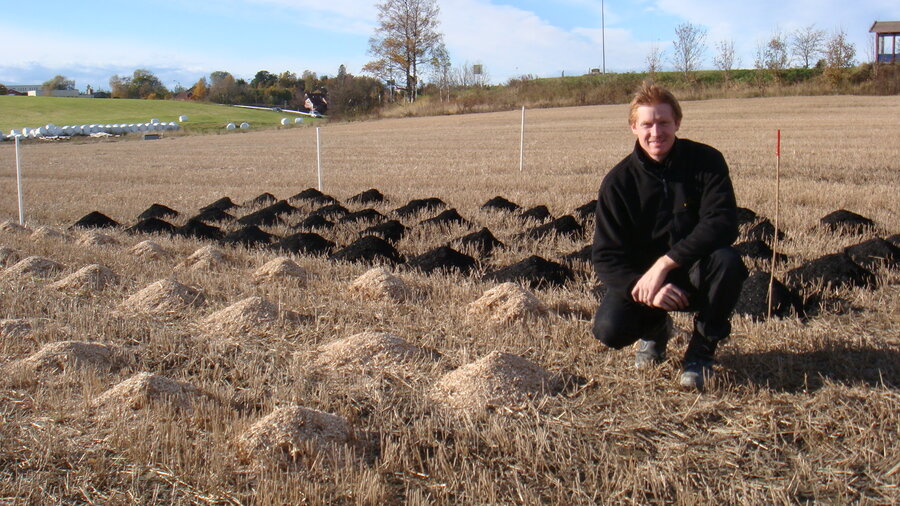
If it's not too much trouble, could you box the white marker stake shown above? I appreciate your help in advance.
[15,136,24,225]
[519,106,526,172]
[316,127,323,191]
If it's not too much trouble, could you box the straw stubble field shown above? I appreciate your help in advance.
[0,95,898,503]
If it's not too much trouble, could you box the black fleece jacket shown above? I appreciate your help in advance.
[592,138,739,291]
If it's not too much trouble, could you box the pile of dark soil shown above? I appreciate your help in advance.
[407,246,476,275]
[393,197,446,218]
[243,193,277,207]
[734,240,787,261]
[237,208,283,227]
[340,209,384,224]
[563,245,591,263]
[745,219,785,242]
[176,219,224,241]
[191,208,235,223]
[736,207,758,225]
[137,203,179,221]
[888,234,900,247]
[71,211,120,229]
[521,215,583,240]
[311,203,349,219]
[845,237,899,269]
[574,200,597,221]
[520,205,552,222]
[785,253,876,290]
[362,220,406,243]
[296,214,334,230]
[331,235,404,265]
[419,208,471,228]
[347,188,386,204]
[483,255,574,288]
[819,209,876,234]
[452,227,504,256]
[289,188,339,205]
[125,218,177,236]
[263,200,299,217]
[200,197,238,212]
[734,271,801,320]
[481,196,520,212]
[270,232,336,256]
[222,225,278,248]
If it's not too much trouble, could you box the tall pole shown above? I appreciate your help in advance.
[15,136,24,225]
[767,129,781,319]
[316,127,323,191]
[601,0,606,73]
[519,106,525,172]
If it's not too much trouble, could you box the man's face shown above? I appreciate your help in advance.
[631,103,680,162]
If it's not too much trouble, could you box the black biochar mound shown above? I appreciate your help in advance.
[845,237,899,269]
[340,209,384,224]
[289,188,339,205]
[736,207,758,225]
[574,200,597,221]
[222,225,278,248]
[393,197,446,218]
[296,214,335,230]
[330,235,404,265]
[734,271,801,320]
[177,219,224,241]
[191,207,235,223]
[481,196,520,212]
[785,252,876,290]
[361,220,406,243]
[407,246,477,275]
[520,205,552,222]
[483,255,574,289]
[125,218,177,236]
[237,208,283,227]
[137,203,179,221]
[348,188,386,204]
[200,197,238,212]
[452,227,504,256]
[521,215,583,240]
[819,209,875,234]
[270,232,335,256]
[419,208,471,228]
[71,211,120,229]
[745,219,785,242]
[734,240,788,261]
[311,203,349,218]
[243,193,278,207]
[563,245,592,263]
[262,200,299,217]
[887,234,900,247]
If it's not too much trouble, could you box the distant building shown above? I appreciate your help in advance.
[870,21,900,64]
[3,84,95,97]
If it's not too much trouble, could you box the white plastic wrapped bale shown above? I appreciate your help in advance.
[280,118,290,126]
[178,115,188,122]
[239,122,250,130]
[295,118,304,123]
[225,123,236,130]
[150,118,160,125]
[166,122,179,131]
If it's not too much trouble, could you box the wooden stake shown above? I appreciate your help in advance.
[767,129,781,319]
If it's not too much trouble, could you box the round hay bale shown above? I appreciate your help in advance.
[314,331,438,370]
[3,256,64,279]
[281,118,290,126]
[93,372,199,412]
[202,296,298,336]
[177,245,229,271]
[468,282,548,322]
[430,351,560,413]
[120,278,205,316]
[31,226,74,242]
[0,220,31,234]
[77,230,119,247]
[48,264,119,293]
[15,340,121,373]
[294,117,304,124]
[253,257,310,284]
[0,246,22,267]
[226,123,236,130]
[350,267,408,301]
[179,115,188,122]
[240,122,250,130]
[238,406,353,463]
[128,240,173,260]
[0,318,32,339]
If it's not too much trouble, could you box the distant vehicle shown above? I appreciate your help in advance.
[304,91,327,116]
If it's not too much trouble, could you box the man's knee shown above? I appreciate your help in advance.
[709,247,748,281]
[592,316,631,349]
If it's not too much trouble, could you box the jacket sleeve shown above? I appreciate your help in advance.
[665,148,739,266]
[591,179,643,291]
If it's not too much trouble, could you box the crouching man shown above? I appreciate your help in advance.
[591,82,747,389]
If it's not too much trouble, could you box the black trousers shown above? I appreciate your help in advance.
[592,247,748,350]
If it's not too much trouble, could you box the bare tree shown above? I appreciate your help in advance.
[645,43,665,78]
[429,41,452,102]
[363,0,445,102]
[712,40,739,83]
[764,30,791,83]
[791,25,826,68]
[671,22,708,80]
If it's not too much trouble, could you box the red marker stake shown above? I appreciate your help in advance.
[768,130,781,319]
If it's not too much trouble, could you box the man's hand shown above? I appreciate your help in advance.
[631,255,682,308]
[651,283,689,310]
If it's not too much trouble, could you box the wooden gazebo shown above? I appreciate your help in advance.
[870,21,900,63]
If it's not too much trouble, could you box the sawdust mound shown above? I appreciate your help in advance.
[177,245,229,271]
[1,318,32,339]
[31,226,74,242]
[482,196,520,212]
[200,196,238,212]
[49,264,119,293]
[430,351,560,413]
[468,282,548,322]
[177,219,224,241]
[15,341,121,373]
[121,278,205,315]
[314,331,438,371]
[270,232,335,256]
[331,235,404,265]
[453,227,504,257]
[339,209,384,224]
[191,207,235,223]
[137,203,179,221]
[734,271,801,321]
[0,246,22,267]
[408,246,476,275]
[521,215,583,240]
[0,220,31,234]
[483,255,574,289]
[844,237,899,269]
[785,253,876,290]
[93,372,200,412]
[350,267,409,301]
[222,225,278,248]
[419,208,472,228]
[124,218,177,236]
[574,200,597,220]
[71,211,119,229]
[77,230,119,246]
[253,257,310,284]
[361,220,406,243]
[296,214,334,231]
[128,240,173,260]
[202,296,298,335]
[819,209,875,234]
[238,406,354,464]
[3,256,64,278]
[348,188,386,204]
[393,197,446,218]
[520,205,552,222]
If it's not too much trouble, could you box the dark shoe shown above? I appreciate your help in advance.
[634,316,672,369]
[680,331,718,389]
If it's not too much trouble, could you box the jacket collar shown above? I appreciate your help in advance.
[631,137,681,175]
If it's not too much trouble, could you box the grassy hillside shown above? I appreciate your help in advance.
[0,96,320,134]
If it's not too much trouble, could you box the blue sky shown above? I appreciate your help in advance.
[0,0,895,91]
